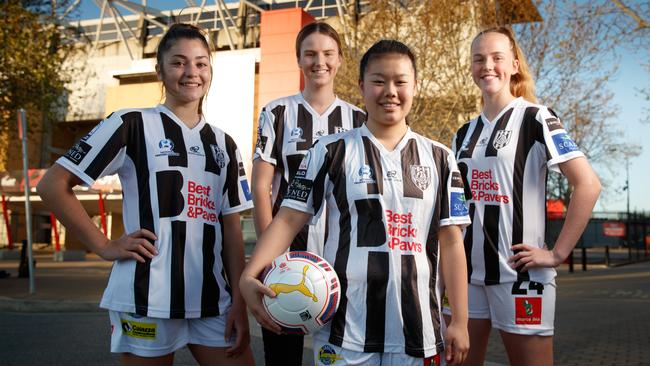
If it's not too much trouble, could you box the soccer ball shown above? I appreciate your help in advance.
[262,251,341,335]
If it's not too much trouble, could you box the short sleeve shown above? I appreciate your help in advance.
[55,112,127,187]
[439,149,472,228]
[222,134,254,215]
[280,142,329,225]
[253,106,277,165]
[539,107,585,173]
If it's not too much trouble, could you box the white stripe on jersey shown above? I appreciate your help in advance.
[253,93,365,254]
[452,97,584,285]
[281,125,470,357]
[57,105,253,318]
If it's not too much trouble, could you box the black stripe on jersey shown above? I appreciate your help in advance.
[512,107,543,281]
[457,162,473,200]
[160,112,188,167]
[269,105,286,163]
[156,171,184,218]
[432,146,451,220]
[120,111,155,316]
[327,106,342,135]
[483,205,501,285]
[401,254,425,357]
[352,110,366,128]
[218,212,232,297]
[169,220,186,318]
[364,251,389,353]
[310,142,330,217]
[83,124,127,180]
[274,154,304,216]
[223,134,241,207]
[354,199,386,247]
[465,203,476,282]
[485,108,514,157]
[296,104,313,151]
[402,139,422,198]
[201,223,220,317]
[458,117,484,160]
[454,123,471,158]
[425,145,445,354]
[362,136,383,195]
[326,140,352,347]
[199,124,221,175]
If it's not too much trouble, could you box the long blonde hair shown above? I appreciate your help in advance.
[473,26,537,104]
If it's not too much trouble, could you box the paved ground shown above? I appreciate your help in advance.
[1,248,649,365]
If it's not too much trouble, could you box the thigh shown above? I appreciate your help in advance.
[313,338,378,366]
[109,311,188,358]
[499,331,553,366]
[187,344,254,366]
[485,281,556,336]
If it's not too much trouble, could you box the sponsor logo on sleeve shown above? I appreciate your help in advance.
[515,297,542,325]
[410,165,431,191]
[493,130,512,150]
[286,177,313,203]
[318,345,343,365]
[240,180,252,201]
[210,144,226,168]
[120,320,157,339]
[64,141,92,165]
[451,171,464,188]
[295,150,311,178]
[450,192,469,217]
[255,125,267,151]
[545,117,563,131]
[552,134,580,155]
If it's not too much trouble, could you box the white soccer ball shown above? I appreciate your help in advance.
[262,251,341,335]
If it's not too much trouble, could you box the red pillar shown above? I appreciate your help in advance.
[1,194,12,250]
[98,193,107,236]
[50,213,61,252]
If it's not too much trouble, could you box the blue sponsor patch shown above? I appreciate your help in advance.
[240,180,252,201]
[552,134,580,155]
[451,192,469,217]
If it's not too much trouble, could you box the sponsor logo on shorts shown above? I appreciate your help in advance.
[552,134,580,155]
[423,354,442,366]
[286,177,312,203]
[545,117,563,132]
[318,345,343,365]
[515,297,542,325]
[120,320,157,339]
[64,141,92,165]
[493,130,512,150]
[410,165,431,191]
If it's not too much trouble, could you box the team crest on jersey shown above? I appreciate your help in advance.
[354,165,375,184]
[318,345,343,365]
[156,138,179,157]
[409,165,431,191]
[334,126,348,134]
[289,127,305,143]
[210,144,226,168]
[493,130,512,150]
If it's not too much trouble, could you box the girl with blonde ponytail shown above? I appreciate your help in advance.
[444,27,601,366]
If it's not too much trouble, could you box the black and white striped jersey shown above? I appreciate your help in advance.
[57,105,253,319]
[253,93,365,253]
[281,124,471,357]
[452,97,584,286]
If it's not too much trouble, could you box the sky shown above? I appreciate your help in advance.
[71,1,650,213]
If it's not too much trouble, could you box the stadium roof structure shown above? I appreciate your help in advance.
[68,0,541,60]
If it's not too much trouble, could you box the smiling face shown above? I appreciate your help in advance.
[359,53,416,129]
[157,38,211,108]
[297,32,342,90]
[471,32,519,99]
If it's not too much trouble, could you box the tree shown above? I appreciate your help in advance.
[0,0,79,171]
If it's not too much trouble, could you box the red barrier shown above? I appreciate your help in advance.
[98,193,107,236]
[50,213,60,252]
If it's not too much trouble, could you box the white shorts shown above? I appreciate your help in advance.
[443,280,556,336]
[313,338,441,366]
[108,311,235,357]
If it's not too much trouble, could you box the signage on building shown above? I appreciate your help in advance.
[603,221,626,237]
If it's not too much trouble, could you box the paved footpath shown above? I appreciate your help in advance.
[1,252,649,365]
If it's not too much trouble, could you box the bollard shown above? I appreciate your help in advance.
[604,246,610,267]
[18,240,29,278]
[581,247,587,271]
[568,250,574,273]
[628,245,632,262]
